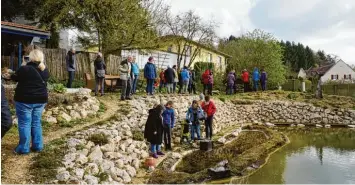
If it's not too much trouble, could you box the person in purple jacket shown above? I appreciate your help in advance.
[226,70,236,95]
[260,69,267,91]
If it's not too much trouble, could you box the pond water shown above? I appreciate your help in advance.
[241,128,355,184]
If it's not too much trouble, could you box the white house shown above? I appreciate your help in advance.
[308,60,355,83]
[297,68,307,79]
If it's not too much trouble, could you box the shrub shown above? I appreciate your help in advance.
[88,133,108,146]
[132,130,144,141]
[51,83,66,93]
[287,92,298,100]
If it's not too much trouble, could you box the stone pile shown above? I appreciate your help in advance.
[43,88,100,124]
[53,95,355,184]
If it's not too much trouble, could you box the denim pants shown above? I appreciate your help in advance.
[253,81,259,91]
[150,144,161,153]
[95,77,105,95]
[190,124,201,140]
[15,102,46,154]
[146,79,155,95]
[261,81,266,91]
[166,83,173,94]
[131,74,139,94]
[159,81,165,92]
[227,84,234,95]
[67,71,75,88]
[182,80,189,93]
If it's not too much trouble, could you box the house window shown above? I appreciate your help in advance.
[208,53,212,62]
[331,75,339,80]
[218,56,222,68]
[345,74,352,79]
[167,45,173,52]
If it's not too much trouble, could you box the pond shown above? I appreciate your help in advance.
[237,128,355,184]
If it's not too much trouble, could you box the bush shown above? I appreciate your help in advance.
[49,83,66,93]
[132,130,144,141]
[88,133,108,146]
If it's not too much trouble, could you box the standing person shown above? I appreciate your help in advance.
[260,69,267,91]
[186,100,204,141]
[252,67,260,91]
[164,65,175,94]
[10,49,49,154]
[207,71,214,96]
[181,67,190,94]
[159,70,166,93]
[94,52,106,96]
[202,69,210,95]
[227,70,236,95]
[66,48,76,88]
[241,69,250,92]
[233,71,237,94]
[188,69,197,94]
[172,65,179,93]
[144,104,165,158]
[131,56,140,95]
[1,84,12,138]
[144,56,157,95]
[119,57,132,100]
[201,95,216,140]
[178,69,183,94]
[162,101,175,151]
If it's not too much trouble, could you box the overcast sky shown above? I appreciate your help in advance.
[164,0,355,65]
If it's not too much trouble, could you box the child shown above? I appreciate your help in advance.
[144,104,165,158]
[186,100,205,141]
[180,120,190,144]
[201,95,216,140]
[162,101,175,151]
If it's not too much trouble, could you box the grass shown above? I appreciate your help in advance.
[31,138,67,183]
[149,125,286,184]
[98,102,106,113]
[88,133,109,146]
[95,172,110,182]
[132,130,144,141]
[215,90,355,109]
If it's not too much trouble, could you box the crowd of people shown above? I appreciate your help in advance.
[144,94,216,158]
[1,48,267,157]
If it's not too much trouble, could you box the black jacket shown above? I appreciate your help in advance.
[94,57,106,75]
[11,62,49,104]
[164,67,175,83]
[144,108,163,144]
[1,84,12,138]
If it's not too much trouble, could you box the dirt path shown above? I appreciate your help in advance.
[1,96,123,184]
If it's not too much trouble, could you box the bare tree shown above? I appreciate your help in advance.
[161,10,218,69]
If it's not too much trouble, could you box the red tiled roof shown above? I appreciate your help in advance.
[1,21,49,33]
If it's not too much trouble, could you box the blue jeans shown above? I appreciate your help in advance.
[15,102,46,154]
[150,144,161,153]
[253,80,259,91]
[227,84,234,95]
[190,124,201,140]
[146,79,155,95]
[131,74,139,94]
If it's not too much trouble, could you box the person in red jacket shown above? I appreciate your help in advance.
[241,69,250,92]
[202,69,213,95]
[201,95,216,140]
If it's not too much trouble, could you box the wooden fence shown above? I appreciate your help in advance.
[1,48,122,81]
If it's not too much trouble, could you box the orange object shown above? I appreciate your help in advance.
[145,157,156,167]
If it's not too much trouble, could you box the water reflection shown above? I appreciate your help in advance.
[244,128,355,184]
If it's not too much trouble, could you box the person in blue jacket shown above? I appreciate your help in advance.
[186,100,204,141]
[252,67,260,91]
[162,101,175,150]
[180,66,190,94]
[144,56,157,95]
[131,56,140,94]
